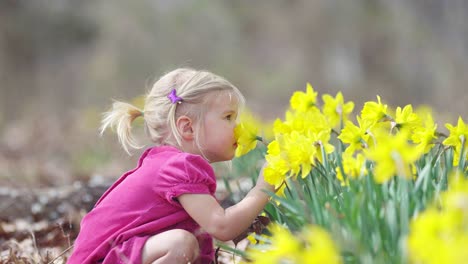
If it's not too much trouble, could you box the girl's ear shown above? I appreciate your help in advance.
[176,115,194,140]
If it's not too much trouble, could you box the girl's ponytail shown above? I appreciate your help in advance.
[100,100,144,155]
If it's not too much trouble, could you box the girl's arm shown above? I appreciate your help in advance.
[178,167,274,242]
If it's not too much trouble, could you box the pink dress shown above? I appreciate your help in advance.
[68,146,217,264]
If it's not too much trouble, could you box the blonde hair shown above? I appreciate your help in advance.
[100,68,245,155]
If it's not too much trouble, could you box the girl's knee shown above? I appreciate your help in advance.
[171,230,199,261]
[143,229,199,264]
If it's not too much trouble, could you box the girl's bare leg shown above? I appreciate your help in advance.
[142,229,200,264]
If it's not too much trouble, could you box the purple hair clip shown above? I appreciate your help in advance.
[167,88,183,104]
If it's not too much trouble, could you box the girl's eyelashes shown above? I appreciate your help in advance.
[230,113,239,121]
[224,111,237,121]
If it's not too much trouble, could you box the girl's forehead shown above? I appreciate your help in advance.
[207,90,239,109]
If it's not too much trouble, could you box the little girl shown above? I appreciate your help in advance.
[68,68,274,264]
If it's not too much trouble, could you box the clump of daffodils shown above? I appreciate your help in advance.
[244,223,342,264]
[364,129,421,183]
[407,172,468,264]
[263,84,347,189]
[337,96,447,184]
[235,85,464,186]
[231,83,468,263]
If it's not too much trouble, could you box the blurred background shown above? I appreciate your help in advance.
[1,0,468,187]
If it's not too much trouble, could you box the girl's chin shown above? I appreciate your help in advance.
[224,152,236,161]
[208,153,235,163]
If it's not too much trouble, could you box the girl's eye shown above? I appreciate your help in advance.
[226,115,232,121]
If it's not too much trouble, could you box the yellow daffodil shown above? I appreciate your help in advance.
[322,92,355,128]
[441,171,468,212]
[274,109,327,136]
[290,83,319,113]
[282,132,316,178]
[264,140,290,186]
[263,158,289,187]
[394,104,421,132]
[443,116,468,147]
[365,130,422,183]
[361,95,390,124]
[407,208,468,264]
[301,226,343,264]
[234,111,261,157]
[411,112,437,154]
[442,117,468,166]
[336,152,367,185]
[273,117,291,135]
[407,172,468,264]
[338,116,372,155]
[305,110,332,135]
[308,129,335,164]
[245,223,302,264]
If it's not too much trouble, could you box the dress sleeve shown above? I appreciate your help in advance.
[156,153,217,207]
